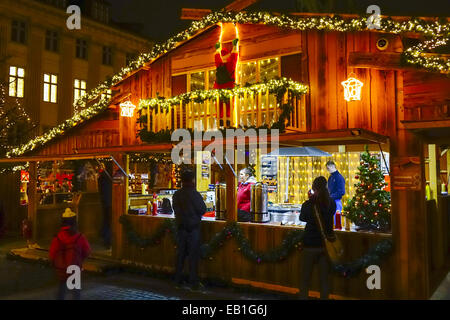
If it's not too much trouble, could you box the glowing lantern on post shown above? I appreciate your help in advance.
[341,74,363,101]
[120,101,136,117]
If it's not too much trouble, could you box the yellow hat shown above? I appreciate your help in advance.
[62,208,76,218]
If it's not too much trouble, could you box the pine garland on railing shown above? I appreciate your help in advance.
[138,78,308,111]
[119,215,393,278]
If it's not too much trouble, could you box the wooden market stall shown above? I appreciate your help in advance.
[2,11,450,299]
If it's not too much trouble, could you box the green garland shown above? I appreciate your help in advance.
[138,78,308,111]
[119,215,393,278]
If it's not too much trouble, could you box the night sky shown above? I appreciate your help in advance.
[106,0,450,42]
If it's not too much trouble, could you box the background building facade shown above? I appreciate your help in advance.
[0,0,153,133]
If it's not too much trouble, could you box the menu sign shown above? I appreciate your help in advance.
[261,156,278,192]
[391,157,422,191]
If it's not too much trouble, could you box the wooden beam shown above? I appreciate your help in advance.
[348,52,405,70]
[180,8,212,21]
[401,119,450,130]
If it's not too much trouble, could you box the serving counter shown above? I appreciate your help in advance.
[118,213,395,299]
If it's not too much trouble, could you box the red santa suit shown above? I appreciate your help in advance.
[214,46,238,119]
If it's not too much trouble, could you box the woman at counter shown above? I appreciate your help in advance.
[299,176,336,300]
[237,168,257,222]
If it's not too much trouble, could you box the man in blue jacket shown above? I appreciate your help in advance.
[326,161,346,214]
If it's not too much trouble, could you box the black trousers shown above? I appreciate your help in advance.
[175,227,201,285]
[299,247,330,300]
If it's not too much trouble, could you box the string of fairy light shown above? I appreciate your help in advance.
[7,11,450,158]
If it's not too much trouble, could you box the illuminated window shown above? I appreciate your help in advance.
[208,70,216,90]
[73,79,86,103]
[189,71,205,91]
[101,89,112,100]
[9,66,25,98]
[43,73,58,103]
[238,57,280,85]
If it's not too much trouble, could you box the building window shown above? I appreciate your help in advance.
[102,46,113,65]
[9,66,25,98]
[189,71,206,92]
[11,20,27,44]
[237,57,280,85]
[76,39,88,60]
[45,30,59,52]
[73,79,86,103]
[101,89,112,100]
[43,73,58,103]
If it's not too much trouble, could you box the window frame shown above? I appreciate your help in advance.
[9,66,25,98]
[73,79,87,103]
[45,29,59,52]
[237,56,281,85]
[43,73,58,103]
[11,19,27,44]
[102,46,113,66]
[76,39,88,60]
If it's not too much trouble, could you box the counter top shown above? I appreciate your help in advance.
[125,213,392,236]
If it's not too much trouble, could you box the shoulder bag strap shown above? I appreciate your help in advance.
[313,204,329,241]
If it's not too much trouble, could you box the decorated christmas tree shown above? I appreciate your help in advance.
[343,146,391,231]
[0,82,36,171]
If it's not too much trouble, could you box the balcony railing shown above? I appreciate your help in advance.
[137,79,308,137]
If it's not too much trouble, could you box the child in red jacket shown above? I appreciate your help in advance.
[49,208,91,300]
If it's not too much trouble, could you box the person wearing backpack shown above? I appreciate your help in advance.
[49,208,91,300]
[172,169,206,291]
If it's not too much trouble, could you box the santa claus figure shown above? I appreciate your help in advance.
[214,38,239,127]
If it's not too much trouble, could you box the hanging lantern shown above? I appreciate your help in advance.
[120,101,136,117]
[341,73,363,101]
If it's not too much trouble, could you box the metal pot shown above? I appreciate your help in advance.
[215,183,227,220]
[250,183,270,223]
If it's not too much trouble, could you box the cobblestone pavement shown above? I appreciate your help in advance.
[1,236,449,300]
[0,236,290,300]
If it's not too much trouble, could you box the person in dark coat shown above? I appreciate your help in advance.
[299,176,336,300]
[326,160,346,214]
[97,163,112,248]
[172,169,206,290]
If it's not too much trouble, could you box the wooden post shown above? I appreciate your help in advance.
[28,162,38,243]
[390,130,429,299]
[225,148,237,222]
[111,153,128,260]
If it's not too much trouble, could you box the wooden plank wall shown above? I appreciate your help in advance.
[121,216,396,299]
[33,111,120,156]
[305,30,400,136]
[403,71,450,121]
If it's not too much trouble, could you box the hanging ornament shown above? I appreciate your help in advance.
[341,73,363,101]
